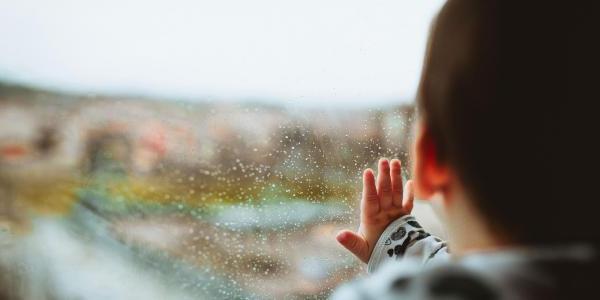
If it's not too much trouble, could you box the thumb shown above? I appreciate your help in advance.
[336,230,370,263]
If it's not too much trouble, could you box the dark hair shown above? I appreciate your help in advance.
[417,0,598,245]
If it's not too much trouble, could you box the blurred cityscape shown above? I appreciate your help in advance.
[0,81,417,299]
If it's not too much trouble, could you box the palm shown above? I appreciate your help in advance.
[336,158,414,263]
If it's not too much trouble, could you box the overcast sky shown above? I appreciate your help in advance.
[0,0,444,105]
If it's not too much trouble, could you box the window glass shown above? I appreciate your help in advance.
[0,1,444,299]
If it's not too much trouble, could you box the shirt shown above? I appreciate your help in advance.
[331,215,597,300]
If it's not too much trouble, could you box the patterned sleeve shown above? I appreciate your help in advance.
[367,215,449,274]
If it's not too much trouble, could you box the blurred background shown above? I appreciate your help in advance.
[0,0,445,299]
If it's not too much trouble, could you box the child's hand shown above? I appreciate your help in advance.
[336,158,414,263]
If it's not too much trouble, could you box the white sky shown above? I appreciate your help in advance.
[0,0,445,105]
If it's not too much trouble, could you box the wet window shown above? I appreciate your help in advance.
[0,1,443,299]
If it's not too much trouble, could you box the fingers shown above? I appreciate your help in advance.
[390,159,403,206]
[377,159,393,209]
[336,230,370,263]
[402,180,415,213]
[361,169,379,216]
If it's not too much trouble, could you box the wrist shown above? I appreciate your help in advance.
[367,215,420,273]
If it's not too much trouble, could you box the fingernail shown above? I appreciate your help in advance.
[336,231,348,242]
[380,159,389,168]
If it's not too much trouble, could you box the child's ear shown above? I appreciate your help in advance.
[412,122,451,201]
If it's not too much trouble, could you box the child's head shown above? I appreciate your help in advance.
[411,0,595,247]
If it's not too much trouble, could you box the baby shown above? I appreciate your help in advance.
[332,1,598,299]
